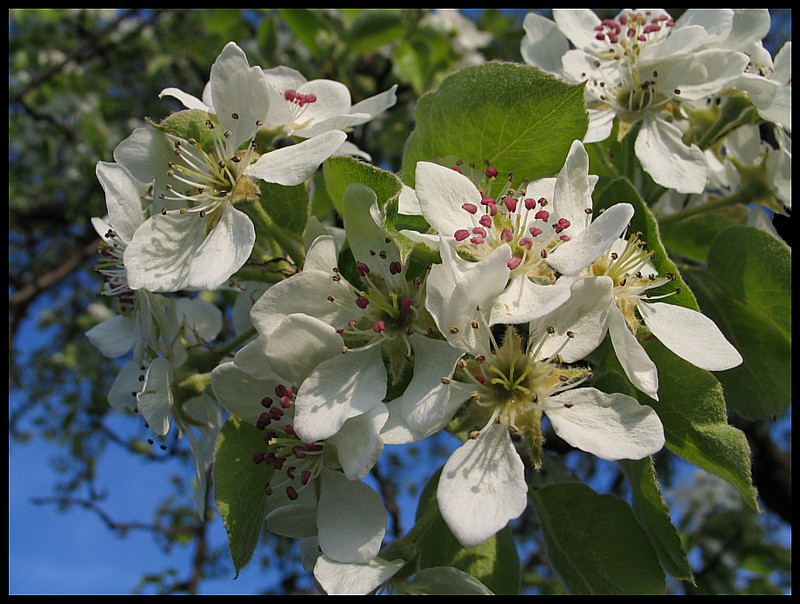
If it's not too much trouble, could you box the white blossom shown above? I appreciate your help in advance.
[521,9,751,193]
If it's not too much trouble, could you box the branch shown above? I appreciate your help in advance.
[30,495,175,538]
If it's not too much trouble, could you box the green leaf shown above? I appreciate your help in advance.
[660,205,749,265]
[323,155,403,216]
[258,181,310,236]
[214,416,271,576]
[415,469,521,595]
[276,9,329,58]
[530,482,665,595]
[401,61,588,186]
[344,9,405,54]
[681,226,791,419]
[619,458,693,582]
[592,337,759,511]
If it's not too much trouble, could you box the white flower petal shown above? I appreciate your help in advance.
[659,50,749,101]
[245,130,347,186]
[531,275,613,363]
[546,202,634,276]
[328,404,388,480]
[314,555,404,595]
[636,116,707,194]
[232,336,282,381]
[437,423,528,547]
[773,41,791,85]
[95,161,145,243]
[176,297,223,343]
[584,107,616,143]
[266,503,318,539]
[262,65,307,94]
[108,361,145,411]
[403,567,494,595]
[638,24,710,65]
[296,79,353,122]
[137,358,174,436]
[552,9,602,53]
[317,469,387,563]
[86,314,137,358]
[397,334,465,434]
[521,12,569,74]
[208,42,271,148]
[293,347,387,443]
[426,238,510,354]
[249,266,351,339]
[112,126,171,187]
[398,184,422,216]
[674,8,735,42]
[637,300,743,371]
[490,274,572,325]
[211,361,282,425]
[186,206,255,290]
[553,140,595,231]
[607,304,660,400]
[262,314,343,387]
[382,380,473,445]
[158,87,209,112]
[546,387,665,460]
[414,161,483,237]
[349,85,398,121]
[124,212,207,292]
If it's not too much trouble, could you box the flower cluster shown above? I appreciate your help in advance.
[522,9,790,199]
[82,10,788,594]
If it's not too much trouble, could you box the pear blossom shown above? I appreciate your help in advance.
[717,9,790,133]
[313,557,493,595]
[211,315,390,565]
[86,161,224,516]
[536,234,744,400]
[90,286,223,516]
[259,65,397,140]
[114,41,347,291]
[248,183,462,446]
[415,237,664,547]
[655,123,791,240]
[521,9,751,194]
[402,140,634,325]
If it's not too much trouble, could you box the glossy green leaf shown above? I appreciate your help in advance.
[214,416,271,576]
[415,469,521,595]
[681,226,791,419]
[659,205,749,265]
[530,482,665,594]
[619,458,693,582]
[323,155,403,217]
[401,62,588,186]
[592,337,759,511]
